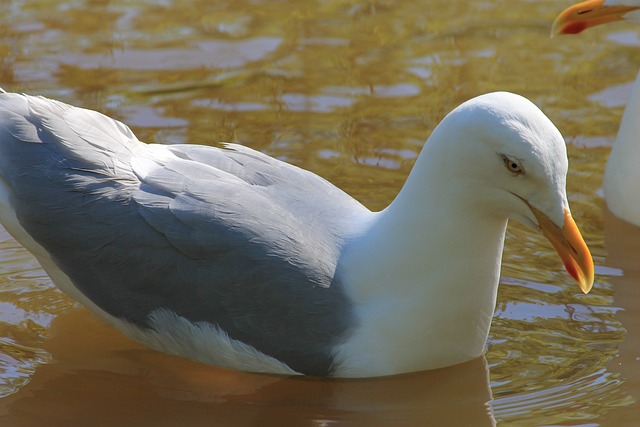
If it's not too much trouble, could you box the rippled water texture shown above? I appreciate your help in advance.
[0,0,639,425]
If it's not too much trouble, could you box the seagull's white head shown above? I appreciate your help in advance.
[427,92,594,293]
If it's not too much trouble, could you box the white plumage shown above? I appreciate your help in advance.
[0,90,593,377]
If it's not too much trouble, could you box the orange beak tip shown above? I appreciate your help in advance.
[531,206,594,295]
[552,0,640,37]
[560,210,594,294]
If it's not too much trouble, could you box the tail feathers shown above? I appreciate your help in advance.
[0,91,143,173]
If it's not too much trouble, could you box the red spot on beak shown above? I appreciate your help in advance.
[563,21,588,34]
[563,259,579,283]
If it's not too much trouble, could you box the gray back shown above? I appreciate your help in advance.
[0,93,369,375]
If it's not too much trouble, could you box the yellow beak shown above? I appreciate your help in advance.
[531,207,594,293]
[552,0,640,35]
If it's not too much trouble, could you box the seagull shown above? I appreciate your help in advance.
[0,90,593,378]
[553,0,640,227]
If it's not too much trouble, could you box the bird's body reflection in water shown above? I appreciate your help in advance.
[0,309,496,427]
[602,210,640,426]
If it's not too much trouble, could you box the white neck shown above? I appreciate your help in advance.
[333,139,508,377]
[604,69,640,227]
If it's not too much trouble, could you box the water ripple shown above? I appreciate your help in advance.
[491,369,634,425]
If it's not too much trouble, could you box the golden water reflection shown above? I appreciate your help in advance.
[1,309,495,427]
[0,0,639,425]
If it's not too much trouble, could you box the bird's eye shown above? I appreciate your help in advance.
[502,155,524,175]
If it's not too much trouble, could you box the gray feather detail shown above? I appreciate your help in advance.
[0,92,367,375]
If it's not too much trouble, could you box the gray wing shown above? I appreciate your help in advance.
[0,92,368,375]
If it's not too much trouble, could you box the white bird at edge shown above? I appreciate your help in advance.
[0,89,594,378]
[553,0,640,227]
